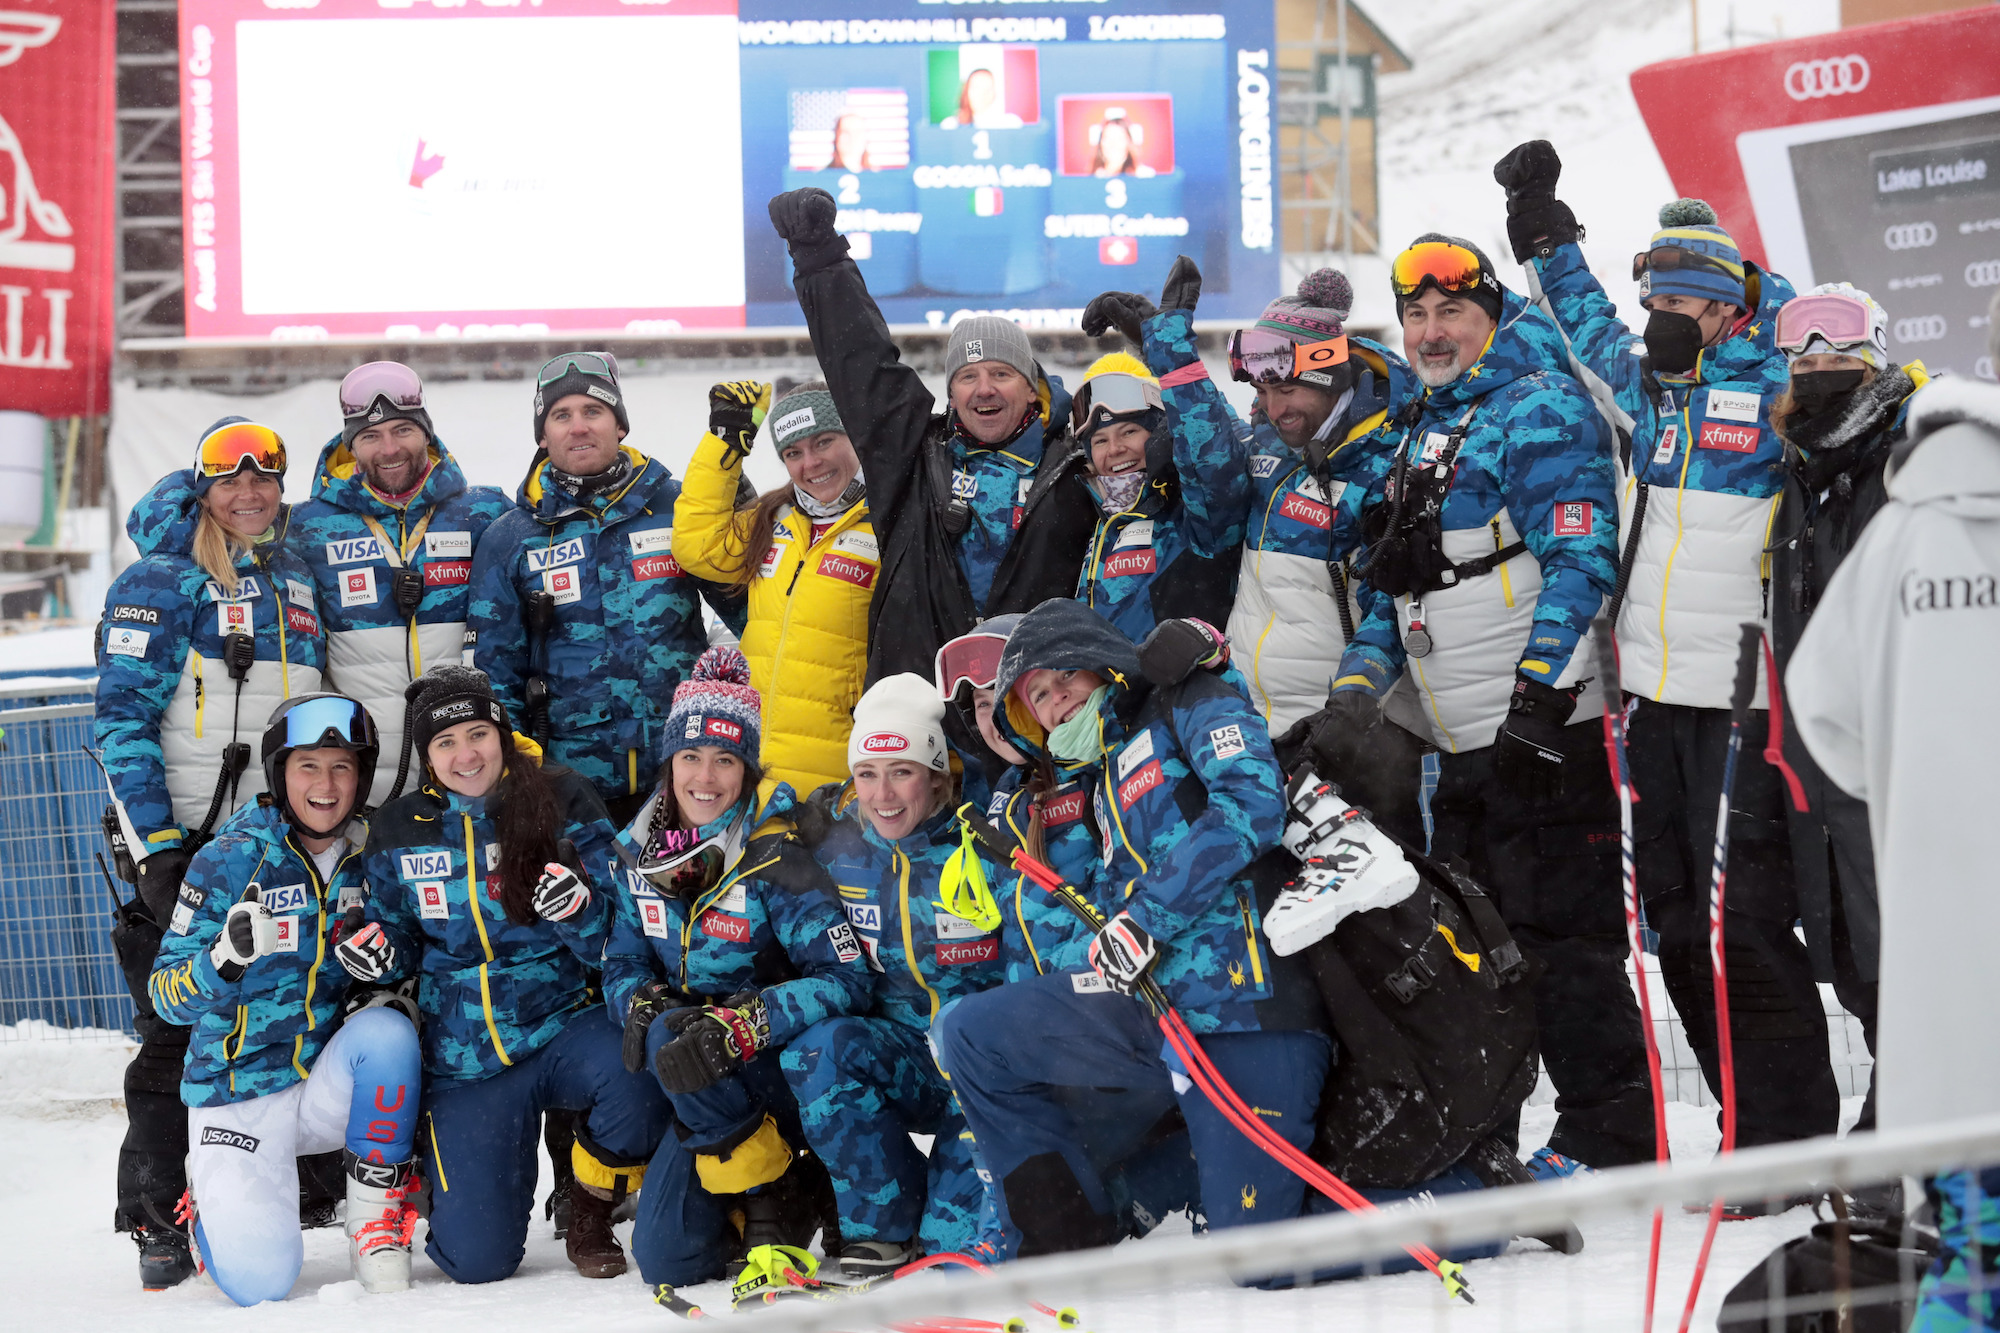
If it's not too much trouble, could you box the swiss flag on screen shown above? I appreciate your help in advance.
[1099,237,1139,266]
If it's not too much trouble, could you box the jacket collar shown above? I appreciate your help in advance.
[1888,379,2000,502]
[519,444,666,523]
[309,434,466,518]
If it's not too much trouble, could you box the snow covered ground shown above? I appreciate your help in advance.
[0,1025,1863,1331]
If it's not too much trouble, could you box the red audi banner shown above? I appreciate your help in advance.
[1631,7,2000,381]
[0,2,116,418]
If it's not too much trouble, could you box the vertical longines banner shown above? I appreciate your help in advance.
[0,2,115,416]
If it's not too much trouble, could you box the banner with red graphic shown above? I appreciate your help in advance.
[1631,7,2000,382]
[0,3,115,417]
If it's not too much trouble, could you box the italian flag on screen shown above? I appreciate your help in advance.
[927,45,1039,124]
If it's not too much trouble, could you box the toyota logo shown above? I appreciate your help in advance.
[1967,259,2000,288]
[1884,222,1937,251]
[1784,55,1870,100]
[1892,314,1948,343]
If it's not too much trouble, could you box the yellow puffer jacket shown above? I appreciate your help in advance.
[671,432,876,797]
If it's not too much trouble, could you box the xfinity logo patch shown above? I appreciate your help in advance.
[201,1127,261,1153]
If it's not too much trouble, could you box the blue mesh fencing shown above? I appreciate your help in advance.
[0,678,133,1035]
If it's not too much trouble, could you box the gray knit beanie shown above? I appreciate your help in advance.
[942,316,1037,385]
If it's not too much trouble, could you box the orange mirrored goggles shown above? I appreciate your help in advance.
[1390,241,1490,300]
[195,422,287,479]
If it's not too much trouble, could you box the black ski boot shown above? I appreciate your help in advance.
[135,1223,195,1290]
[1462,1134,1586,1255]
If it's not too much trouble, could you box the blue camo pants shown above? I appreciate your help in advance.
[188,1008,421,1305]
[630,1021,806,1286]
[780,1014,981,1253]
[1913,1166,2000,1332]
[422,1011,671,1284]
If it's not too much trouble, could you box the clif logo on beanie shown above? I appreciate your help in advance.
[860,732,910,754]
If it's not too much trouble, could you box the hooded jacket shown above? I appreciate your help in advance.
[1337,291,1617,752]
[993,599,1286,1034]
[1074,311,1249,643]
[670,430,876,796]
[96,470,326,858]
[360,745,619,1082]
[148,799,367,1106]
[1769,363,1927,987]
[467,445,744,805]
[811,797,1010,1034]
[600,783,872,1047]
[1207,336,1426,735]
[290,435,510,805]
[1786,378,2000,1132]
[1531,243,1797,708]
[980,768,1102,983]
[785,238,1098,690]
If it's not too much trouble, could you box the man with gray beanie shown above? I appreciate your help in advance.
[764,186,1099,704]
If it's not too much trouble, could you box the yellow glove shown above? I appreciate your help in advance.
[708,380,773,467]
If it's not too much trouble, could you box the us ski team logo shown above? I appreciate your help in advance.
[1553,502,1592,536]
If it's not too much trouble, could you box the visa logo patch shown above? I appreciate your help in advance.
[844,902,881,933]
[400,851,453,881]
[526,538,588,573]
[260,882,309,915]
[324,537,386,567]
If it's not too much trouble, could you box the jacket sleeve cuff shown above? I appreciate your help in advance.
[1333,647,1399,698]
[1120,892,1191,947]
[1141,308,1202,372]
[1532,239,1591,286]
[789,233,852,282]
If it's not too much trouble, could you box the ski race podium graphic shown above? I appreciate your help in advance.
[1633,6,2000,382]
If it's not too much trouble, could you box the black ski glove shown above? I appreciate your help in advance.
[621,981,688,1074]
[1080,290,1157,346]
[1493,674,1578,805]
[1158,254,1203,314]
[1492,140,1582,263]
[767,188,849,270]
[1273,689,1380,781]
[653,998,771,1095]
[708,380,772,468]
[136,846,192,922]
[1136,617,1229,686]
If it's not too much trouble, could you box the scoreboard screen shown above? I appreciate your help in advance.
[178,0,1276,342]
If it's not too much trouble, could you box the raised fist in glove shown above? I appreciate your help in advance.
[1137,617,1229,687]
[1088,911,1158,997]
[1493,674,1579,806]
[1492,140,1581,263]
[767,188,840,249]
[532,862,591,922]
[622,980,689,1074]
[336,921,397,983]
[1081,290,1159,346]
[210,887,280,983]
[653,998,771,1094]
[709,380,773,468]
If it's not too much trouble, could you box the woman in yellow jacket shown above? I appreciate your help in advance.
[671,380,874,797]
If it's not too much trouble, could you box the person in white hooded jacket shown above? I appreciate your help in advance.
[1787,301,2000,1330]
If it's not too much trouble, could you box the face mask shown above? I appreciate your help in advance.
[1788,368,1867,418]
[1046,684,1110,764]
[794,467,866,521]
[1643,309,1705,376]
[1091,470,1146,515]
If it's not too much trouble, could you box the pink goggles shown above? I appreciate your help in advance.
[1775,293,1877,355]
[338,361,426,420]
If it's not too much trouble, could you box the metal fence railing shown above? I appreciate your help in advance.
[0,677,133,1037]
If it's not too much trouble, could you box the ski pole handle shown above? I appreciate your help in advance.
[1730,622,1762,722]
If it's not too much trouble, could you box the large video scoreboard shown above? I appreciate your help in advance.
[178,0,1277,341]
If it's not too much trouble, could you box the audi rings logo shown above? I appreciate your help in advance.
[1885,222,1937,251]
[1966,259,2000,288]
[1784,55,1869,100]
[1893,315,1948,343]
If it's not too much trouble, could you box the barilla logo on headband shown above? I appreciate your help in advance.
[772,407,816,439]
[586,384,618,405]
[705,718,743,742]
[963,339,984,362]
[860,732,910,754]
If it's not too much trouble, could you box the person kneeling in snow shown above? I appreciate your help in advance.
[149,693,423,1304]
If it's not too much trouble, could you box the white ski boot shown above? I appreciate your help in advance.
[1264,771,1421,956]
[343,1150,418,1293]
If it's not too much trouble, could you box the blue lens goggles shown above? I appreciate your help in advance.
[280,696,372,751]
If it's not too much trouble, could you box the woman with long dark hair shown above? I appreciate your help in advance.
[341,664,669,1285]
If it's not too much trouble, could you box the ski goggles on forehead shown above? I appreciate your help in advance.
[1071,372,1164,435]
[936,825,1001,934]
[537,351,619,387]
[196,422,287,478]
[1389,241,1489,300]
[278,695,372,751]
[1228,329,1350,385]
[1775,292,1878,354]
[1631,245,1738,283]
[338,361,425,419]
[936,631,1009,703]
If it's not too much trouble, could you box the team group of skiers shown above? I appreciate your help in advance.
[85,140,2000,1325]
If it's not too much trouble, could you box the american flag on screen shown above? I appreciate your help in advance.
[788,89,912,171]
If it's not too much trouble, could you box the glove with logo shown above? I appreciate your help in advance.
[1493,674,1578,805]
[1137,617,1230,687]
[653,996,772,1094]
[136,845,193,921]
[766,188,848,270]
[621,980,691,1074]
[336,921,397,983]
[709,380,773,469]
[1088,911,1159,997]
[341,976,421,1031]
[210,887,280,983]
[1492,139,1583,264]
[531,862,591,922]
